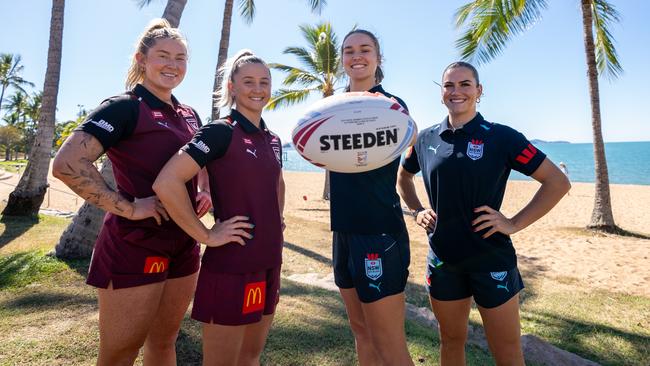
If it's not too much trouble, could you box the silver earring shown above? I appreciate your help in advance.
[477,97,481,103]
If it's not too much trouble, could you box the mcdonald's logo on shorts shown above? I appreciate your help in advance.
[242,281,266,314]
[143,256,169,274]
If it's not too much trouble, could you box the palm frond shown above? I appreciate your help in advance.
[269,63,321,87]
[265,88,318,110]
[305,0,326,14]
[134,0,154,9]
[283,46,320,74]
[591,0,622,79]
[454,0,547,65]
[238,0,256,24]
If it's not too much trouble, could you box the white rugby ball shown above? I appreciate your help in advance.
[291,92,417,173]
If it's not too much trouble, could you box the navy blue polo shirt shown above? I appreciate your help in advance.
[330,84,409,235]
[402,113,546,271]
[183,109,284,273]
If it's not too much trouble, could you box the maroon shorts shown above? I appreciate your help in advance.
[86,218,200,289]
[191,266,281,326]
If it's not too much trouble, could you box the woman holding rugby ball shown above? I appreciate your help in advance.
[398,61,570,365]
[53,19,213,365]
[330,29,415,366]
[154,49,284,366]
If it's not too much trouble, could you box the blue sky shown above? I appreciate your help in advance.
[1,0,649,143]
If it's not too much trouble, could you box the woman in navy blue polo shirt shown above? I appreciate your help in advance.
[330,29,415,366]
[154,49,284,366]
[53,19,211,365]
[398,62,570,365]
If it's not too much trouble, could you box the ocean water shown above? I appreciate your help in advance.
[282,141,650,186]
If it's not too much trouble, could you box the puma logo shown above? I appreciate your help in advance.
[368,282,381,293]
[246,148,257,158]
[497,283,509,292]
[428,144,441,154]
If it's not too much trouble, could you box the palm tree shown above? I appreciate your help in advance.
[454,0,621,232]
[2,91,29,128]
[3,0,65,216]
[211,0,327,120]
[135,0,187,27]
[0,53,35,112]
[267,22,344,199]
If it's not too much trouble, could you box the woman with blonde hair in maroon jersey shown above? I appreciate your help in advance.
[52,19,231,365]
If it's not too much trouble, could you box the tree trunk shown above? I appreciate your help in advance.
[2,0,64,217]
[580,0,616,231]
[211,0,234,121]
[161,0,187,28]
[54,160,114,258]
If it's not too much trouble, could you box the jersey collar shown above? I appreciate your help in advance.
[229,109,268,134]
[438,112,485,136]
[132,84,180,110]
[368,84,385,94]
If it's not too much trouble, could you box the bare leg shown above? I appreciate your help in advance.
[477,294,525,366]
[429,296,472,366]
[143,272,198,366]
[97,281,165,366]
[339,288,381,366]
[237,314,275,366]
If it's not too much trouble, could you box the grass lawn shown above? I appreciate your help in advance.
[0,159,28,174]
[0,214,496,365]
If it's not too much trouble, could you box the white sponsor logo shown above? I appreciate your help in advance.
[89,119,114,133]
[191,140,210,154]
[490,271,508,281]
[246,148,257,158]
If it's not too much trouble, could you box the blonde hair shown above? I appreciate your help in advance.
[215,49,269,110]
[125,18,187,90]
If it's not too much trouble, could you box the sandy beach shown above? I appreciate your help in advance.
[2,168,649,297]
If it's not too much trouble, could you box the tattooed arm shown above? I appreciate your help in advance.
[52,131,168,224]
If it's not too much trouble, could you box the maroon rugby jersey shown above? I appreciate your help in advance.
[79,84,201,232]
[183,109,283,273]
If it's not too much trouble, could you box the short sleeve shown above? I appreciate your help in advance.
[190,107,204,127]
[504,127,546,176]
[76,95,139,150]
[182,121,233,168]
[401,145,421,174]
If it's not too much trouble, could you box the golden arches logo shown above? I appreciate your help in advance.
[242,281,266,314]
[144,256,169,274]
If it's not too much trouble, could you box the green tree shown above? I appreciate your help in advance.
[0,53,34,112]
[3,0,65,217]
[454,0,621,232]
[0,125,21,161]
[267,22,344,199]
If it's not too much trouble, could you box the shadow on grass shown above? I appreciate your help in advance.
[283,241,332,266]
[523,309,650,366]
[59,256,91,277]
[1,290,95,311]
[0,215,39,249]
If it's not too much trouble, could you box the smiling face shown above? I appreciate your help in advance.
[138,38,187,96]
[342,32,380,89]
[229,62,271,118]
[441,66,483,124]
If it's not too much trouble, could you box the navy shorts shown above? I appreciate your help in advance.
[333,230,410,303]
[425,250,524,309]
[192,266,281,326]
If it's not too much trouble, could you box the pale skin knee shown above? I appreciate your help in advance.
[439,328,468,351]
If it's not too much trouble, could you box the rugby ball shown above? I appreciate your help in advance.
[291,92,417,173]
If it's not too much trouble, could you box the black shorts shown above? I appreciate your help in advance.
[333,230,410,303]
[425,250,524,309]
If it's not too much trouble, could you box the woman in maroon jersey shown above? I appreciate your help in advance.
[154,49,284,366]
[53,19,240,365]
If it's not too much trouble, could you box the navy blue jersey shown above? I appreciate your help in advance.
[402,113,546,271]
[330,84,409,235]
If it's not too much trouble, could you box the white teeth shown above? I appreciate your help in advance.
[351,64,365,69]
[162,73,176,77]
